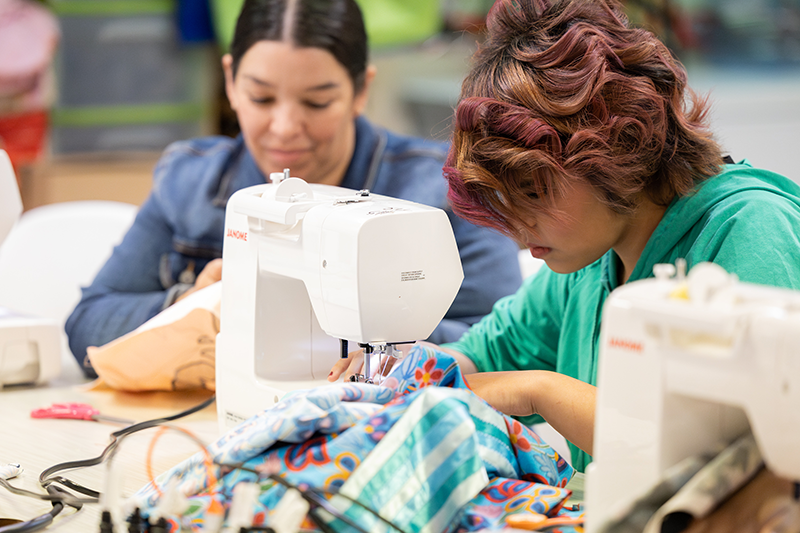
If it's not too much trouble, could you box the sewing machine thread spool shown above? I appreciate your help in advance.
[269,168,291,184]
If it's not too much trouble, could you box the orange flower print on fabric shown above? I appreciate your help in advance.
[507,419,533,453]
[414,357,444,387]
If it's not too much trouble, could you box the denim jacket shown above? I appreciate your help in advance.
[65,116,522,375]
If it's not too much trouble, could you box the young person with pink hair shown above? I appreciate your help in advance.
[332,0,800,472]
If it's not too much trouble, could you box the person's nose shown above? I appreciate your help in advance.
[269,102,303,140]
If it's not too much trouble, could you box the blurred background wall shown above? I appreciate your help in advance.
[1,0,798,211]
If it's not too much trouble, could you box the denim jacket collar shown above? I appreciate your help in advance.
[212,139,263,208]
[211,116,387,207]
[341,116,388,192]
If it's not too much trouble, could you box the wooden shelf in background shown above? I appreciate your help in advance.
[19,152,160,211]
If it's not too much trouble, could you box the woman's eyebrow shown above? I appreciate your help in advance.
[242,75,340,92]
[304,82,340,92]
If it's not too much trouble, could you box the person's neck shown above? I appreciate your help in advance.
[614,197,668,284]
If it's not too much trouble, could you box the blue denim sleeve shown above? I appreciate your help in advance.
[64,179,177,376]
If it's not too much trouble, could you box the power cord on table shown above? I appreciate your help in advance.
[38,395,216,499]
[5,393,411,533]
[0,394,215,533]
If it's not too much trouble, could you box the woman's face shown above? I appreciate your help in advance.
[516,180,634,274]
[223,41,371,185]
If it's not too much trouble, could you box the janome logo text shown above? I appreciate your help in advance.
[226,229,247,241]
[608,337,643,353]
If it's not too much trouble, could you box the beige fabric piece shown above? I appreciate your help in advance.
[88,282,221,391]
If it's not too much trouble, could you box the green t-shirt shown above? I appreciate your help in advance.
[445,162,800,472]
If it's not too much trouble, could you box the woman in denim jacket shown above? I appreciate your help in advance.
[65,0,522,377]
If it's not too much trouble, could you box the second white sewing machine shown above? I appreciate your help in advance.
[216,170,463,430]
[586,261,800,531]
[0,149,61,387]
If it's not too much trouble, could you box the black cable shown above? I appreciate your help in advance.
[0,478,91,507]
[0,503,62,533]
[38,394,216,499]
[0,395,215,532]
[0,486,72,533]
[225,462,408,533]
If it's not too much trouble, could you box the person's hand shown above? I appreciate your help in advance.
[328,343,415,382]
[465,370,596,455]
[328,342,478,382]
[175,258,223,303]
[328,348,365,382]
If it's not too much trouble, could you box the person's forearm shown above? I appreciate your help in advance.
[463,370,595,455]
[531,371,595,456]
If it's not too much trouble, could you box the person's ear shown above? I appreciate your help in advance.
[222,54,238,112]
[353,64,377,116]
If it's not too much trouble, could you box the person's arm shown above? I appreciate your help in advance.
[65,139,235,376]
[463,370,595,455]
[328,338,595,454]
[64,195,178,374]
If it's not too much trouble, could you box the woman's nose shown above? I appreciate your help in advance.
[269,103,303,139]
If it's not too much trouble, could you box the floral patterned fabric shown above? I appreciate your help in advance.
[132,346,583,532]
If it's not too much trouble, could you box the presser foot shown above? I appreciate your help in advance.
[348,374,374,384]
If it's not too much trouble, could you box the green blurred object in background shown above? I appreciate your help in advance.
[210,0,443,52]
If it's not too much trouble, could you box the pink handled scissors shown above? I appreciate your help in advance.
[30,402,133,425]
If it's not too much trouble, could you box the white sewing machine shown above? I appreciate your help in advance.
[0,149,61,387]
[216,171,464,431]
[586,261,800,531]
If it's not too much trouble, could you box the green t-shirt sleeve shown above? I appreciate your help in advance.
[691,190,800,289]
[443,266,567,374]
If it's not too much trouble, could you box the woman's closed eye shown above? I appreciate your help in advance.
[303,99,333,110]
[247,95,332,110]
[249,95,276,105]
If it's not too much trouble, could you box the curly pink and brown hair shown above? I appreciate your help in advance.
[445,0,723,239]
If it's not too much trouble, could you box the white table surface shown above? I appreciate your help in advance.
[0,377,218,531]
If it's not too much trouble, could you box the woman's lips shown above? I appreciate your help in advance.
[266,148,310,165]
[528,245,551,259]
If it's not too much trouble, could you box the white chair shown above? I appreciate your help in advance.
[0,200,138,383]
[0,151,23,246]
